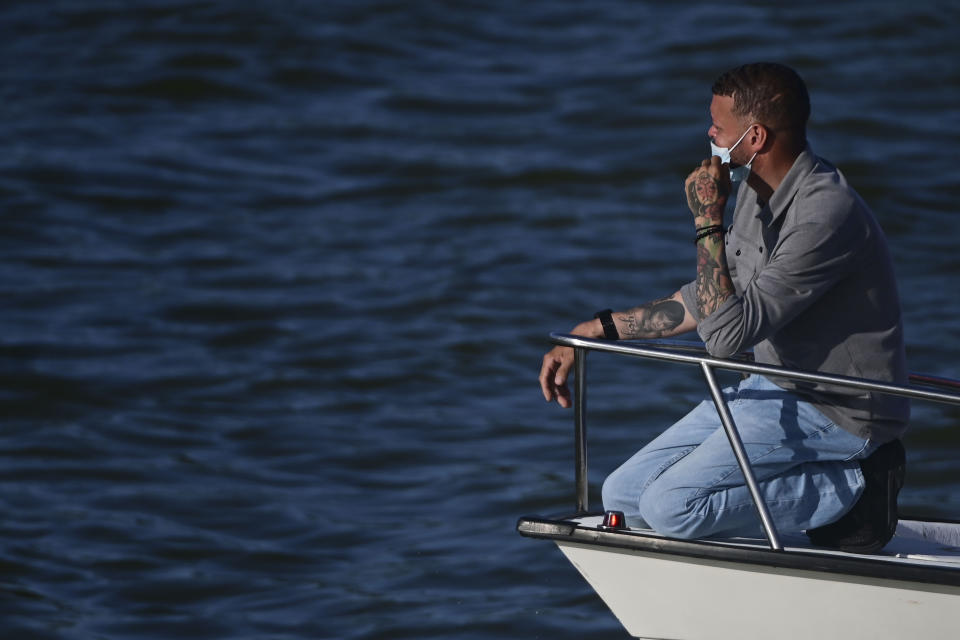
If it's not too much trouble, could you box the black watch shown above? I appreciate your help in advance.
[593,309,620,340]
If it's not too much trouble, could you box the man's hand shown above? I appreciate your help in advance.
[685,156,731,226]
[539,319,601,408]
[539,344,575,408]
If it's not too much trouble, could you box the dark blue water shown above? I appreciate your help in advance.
[2,1,960,638]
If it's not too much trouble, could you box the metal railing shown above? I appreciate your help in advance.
[553,332,960,551]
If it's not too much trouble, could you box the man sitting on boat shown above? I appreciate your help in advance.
[538,62,908,553]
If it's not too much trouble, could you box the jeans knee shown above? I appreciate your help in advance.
[637,484,704,539]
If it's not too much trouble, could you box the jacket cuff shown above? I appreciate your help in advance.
[695,296,741,352]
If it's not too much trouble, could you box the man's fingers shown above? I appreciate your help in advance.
[540,349,573,407]
[553,366,566,386]
[540,353,559,401]
[555,383,571,408]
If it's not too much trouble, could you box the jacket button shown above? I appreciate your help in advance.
[736,249,741,256]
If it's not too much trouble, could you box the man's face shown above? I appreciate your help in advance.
[708,94,752,165]
[708,94,739,147]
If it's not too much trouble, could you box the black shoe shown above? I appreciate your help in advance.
[806,439,905,554]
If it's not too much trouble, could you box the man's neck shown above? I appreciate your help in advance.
[746,145,804,203]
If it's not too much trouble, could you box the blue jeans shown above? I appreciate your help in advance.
[601,374,877,539]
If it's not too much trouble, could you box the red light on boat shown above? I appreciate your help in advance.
[602,510,626,530]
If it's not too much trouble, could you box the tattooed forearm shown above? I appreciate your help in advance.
[616,298,686,339]
[696,233,734,317]
[685,167,734,317]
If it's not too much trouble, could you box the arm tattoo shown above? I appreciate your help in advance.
[687,170,729,221]
[687,168,734,316]
[696,234,734,317]
[616,297,685,339]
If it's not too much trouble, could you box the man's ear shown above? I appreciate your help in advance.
[750,123,769,152]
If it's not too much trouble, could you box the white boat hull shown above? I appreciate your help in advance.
[519,515,960,640]
[558,538,960,640]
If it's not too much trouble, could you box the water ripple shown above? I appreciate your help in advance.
[1,1,959,638]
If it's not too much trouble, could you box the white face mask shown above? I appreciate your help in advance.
[710,125,758,182]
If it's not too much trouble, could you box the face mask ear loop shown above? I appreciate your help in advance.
[729,124,760,168]
[730,125,753,153]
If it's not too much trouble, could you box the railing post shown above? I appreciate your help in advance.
[574,347,588,514]
[700,362,783,551]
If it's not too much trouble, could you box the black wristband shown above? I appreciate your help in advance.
[593,309,620,340]
[695,224,724,243]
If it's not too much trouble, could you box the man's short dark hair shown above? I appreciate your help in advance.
[712,63,810,142]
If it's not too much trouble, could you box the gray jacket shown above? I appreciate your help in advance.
[681,145,909,441]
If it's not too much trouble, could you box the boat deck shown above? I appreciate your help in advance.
[519,513,960,587]
[570,514,960,567]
